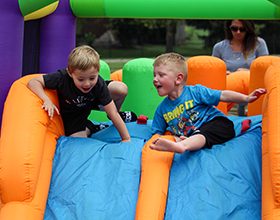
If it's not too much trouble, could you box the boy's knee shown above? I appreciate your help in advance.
[109,81,128,98]
[120,82,128,96]
[116,82,128,98]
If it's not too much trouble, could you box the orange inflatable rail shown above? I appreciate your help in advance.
[262,61,280,219]
[0,74,64,220]
[135,134,174,220]
[248,56,280,116]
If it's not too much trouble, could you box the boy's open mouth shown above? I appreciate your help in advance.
[155,85,162,89]
[82,87,91,92]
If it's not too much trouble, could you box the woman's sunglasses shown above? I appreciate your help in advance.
[230,25,246,32]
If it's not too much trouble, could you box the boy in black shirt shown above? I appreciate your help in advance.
[27,45,133,141]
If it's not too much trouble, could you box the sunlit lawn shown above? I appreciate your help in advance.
[98,41,211,60]
[101,27,213,72]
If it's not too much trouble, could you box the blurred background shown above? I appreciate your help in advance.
[75,19,279,61]
[23,18,279,73]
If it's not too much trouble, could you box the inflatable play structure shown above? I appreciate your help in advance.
[1,0,280,220]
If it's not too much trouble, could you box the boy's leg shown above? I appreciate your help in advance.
[150,134,206,153]
[69,130,88,138]
[107,81,137,122]
[150,116,235,153]
[86,120,109,137]
[107,81,128,111]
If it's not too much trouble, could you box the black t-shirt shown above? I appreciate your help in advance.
[43,68,112,116]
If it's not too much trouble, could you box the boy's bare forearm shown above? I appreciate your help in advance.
[27,77,51,103]
[220,90,247,103]
[28,77,60,119]
[111,112,131,141]
[220,89,266,104]
[104,101,131,142]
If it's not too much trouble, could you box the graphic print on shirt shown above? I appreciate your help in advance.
[163,99,202,136]
[65,96,95,107]
[176,109,202,136]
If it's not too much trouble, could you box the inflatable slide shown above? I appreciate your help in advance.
[1,55,278,220]
[1,0,280,219]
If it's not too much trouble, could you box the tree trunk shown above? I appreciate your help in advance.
[166,20,176,53]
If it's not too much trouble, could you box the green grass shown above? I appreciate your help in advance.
[98,41,211,60]
[106,61,128,73]
[98,44,166,59]
[104,42,211,73]
[100,27,213,72]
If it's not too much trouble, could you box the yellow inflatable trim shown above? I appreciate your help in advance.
[24,1,59,21]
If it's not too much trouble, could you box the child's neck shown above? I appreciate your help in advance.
[168,85,184,101]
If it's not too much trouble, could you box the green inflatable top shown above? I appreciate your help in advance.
[70,0,280,20]
[18,0,280,20]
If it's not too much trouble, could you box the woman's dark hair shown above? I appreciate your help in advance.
[225,20,258,61]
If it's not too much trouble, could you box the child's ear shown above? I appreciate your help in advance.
[175,73,184,85]
[66,68,72,78]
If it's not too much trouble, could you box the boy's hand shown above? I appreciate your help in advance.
[247,88,267,103]
[41,99,60,120]
[120,138,131,143]
[173,135,187,142]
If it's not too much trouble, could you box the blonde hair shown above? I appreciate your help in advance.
[153,52,188,83]
[67,45,100,73]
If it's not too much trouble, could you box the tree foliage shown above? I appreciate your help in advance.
[106,18,169,47]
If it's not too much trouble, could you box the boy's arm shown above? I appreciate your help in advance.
[103,101,131,142]
[220,88,266,104]
[27,76,60,119]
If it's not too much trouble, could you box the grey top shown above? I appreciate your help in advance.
[212,37,269,72]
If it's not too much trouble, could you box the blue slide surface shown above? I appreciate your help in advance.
[44,116,262,220]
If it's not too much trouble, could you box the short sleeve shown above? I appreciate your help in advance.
[212,42,222,58]
[256,37,269,57]
[43,69,66,90]
[196,85,222,107]
[151,103,168,135]
[95,77,113,106]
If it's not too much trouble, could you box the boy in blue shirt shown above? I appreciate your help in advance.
[150,53,266,153]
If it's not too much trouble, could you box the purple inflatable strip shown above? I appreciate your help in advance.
[40,0,76,73]
[0,0,24,129]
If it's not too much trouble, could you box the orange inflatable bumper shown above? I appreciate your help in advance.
[262,62,280,219]
[110,69,123,82]
[248,56,280,116]
[135,134,174,220]
[0,75,64,220]
[187,56,227,115]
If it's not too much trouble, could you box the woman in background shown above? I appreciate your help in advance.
[212,20,269,115]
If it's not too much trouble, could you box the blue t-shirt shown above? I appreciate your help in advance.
[152,85,224,136]
[212,37,269,72]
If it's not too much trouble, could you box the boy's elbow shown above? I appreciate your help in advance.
[27,80,33,89]
[27,77,44,90]
[27,79,37,90]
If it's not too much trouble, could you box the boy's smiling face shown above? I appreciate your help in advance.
[153,63,178,97]
[67,66,99,93]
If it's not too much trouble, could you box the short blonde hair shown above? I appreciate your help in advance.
[67,45,100,73]
[153,52,188,83]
